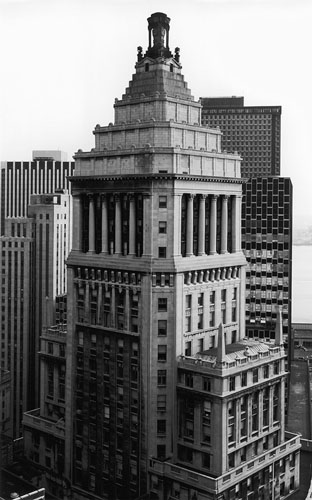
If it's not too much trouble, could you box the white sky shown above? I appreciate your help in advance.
[0,0,312,223]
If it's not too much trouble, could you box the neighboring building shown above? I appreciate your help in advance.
[291,323,312,359]
[0,368,10,436]
[200,97,281,178]
[23,323,67,499]
[0,153,74,235]
[0,469,45,500]
[200,100,292,345]
[32,150,68,162]
[242,177,293,343]
[62,12,300,500]
[0,191,71,437]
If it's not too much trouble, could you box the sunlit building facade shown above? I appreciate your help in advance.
[62,12,300,500]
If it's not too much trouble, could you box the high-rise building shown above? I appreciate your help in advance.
[200,97,281,178]
[62,12,300,500]
[23,323,67,499]
[0,191,71,437]
[242,177,292,343]
[0,153,74,235]
[0,367,10,435]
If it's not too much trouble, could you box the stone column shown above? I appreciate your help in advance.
[198,194,207,256]
[143,194,152,257]
[72,194,83,251]
[221,195,229,254]
[232,194,242,253]
[101,194,108,254]
[209,195,218,255]
[128,194,136,256]
[186,194,195,257]
[114,194,122,255]
[88,194,95,253]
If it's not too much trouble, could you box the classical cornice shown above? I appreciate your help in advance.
[69,173,244,184]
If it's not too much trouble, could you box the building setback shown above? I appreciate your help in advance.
[200,97,281,179]
[60,12,300,500]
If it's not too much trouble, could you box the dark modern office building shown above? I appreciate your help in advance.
[241,177,292,343]
[200,97,281,178]
[200,99,292,346]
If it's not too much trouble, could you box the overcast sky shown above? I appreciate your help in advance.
[1,0,311,224]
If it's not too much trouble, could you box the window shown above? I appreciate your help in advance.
[158,320,167,336]
[158,345,167,362]
[202,453,211,469]
[185,373,193,388]
[157,394,166,412]
[252,392,259,431]
[157,445,166,460]
[229,376,235,391]
[158,247,167,258]
[263,365,269,378]
[159,221,167,234]
[185,294,192,309]
[253,369,258,383]
[157,419,166,434]
[157,370,167,386]
[159,196,167,208]
[203,377,211,392]
[158,298,167,312]
[241,372,247,387]
[185,341,191,356]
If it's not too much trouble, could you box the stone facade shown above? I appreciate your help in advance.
[64,12,300,500]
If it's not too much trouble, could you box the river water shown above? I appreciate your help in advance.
[292,245,312,323]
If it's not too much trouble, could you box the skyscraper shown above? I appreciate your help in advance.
[200,98,292,346]
[0,189,71,437]
[62,12,300,500]
[242,177,292,343]
[200,97,281,178]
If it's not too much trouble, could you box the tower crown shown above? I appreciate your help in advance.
[145,12,172,59]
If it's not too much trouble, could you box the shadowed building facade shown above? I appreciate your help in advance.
[63,13,300,500]
[200,97,281,179]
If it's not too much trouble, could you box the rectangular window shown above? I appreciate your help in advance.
[159,221,167,234]
[241,372,247,387]
[203,377,211,392]
[229,376,235,391]
[158,345,167,362]
[157,370,167,386]
[157,445,166,460]
[158,298,167,311]
[185,341,192,356]
[157,419,166,434]
[202,453,211,469]
[253,369,258,383]
[158,247,167,258]
[159,196,167,208]
[185,294,192,309]
[157,394,166,412]
[158,320,167,336]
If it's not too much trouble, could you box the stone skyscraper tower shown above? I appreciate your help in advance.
[64,13,300,500]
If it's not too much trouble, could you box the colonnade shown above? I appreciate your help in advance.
[182,193,241,257]
[73,193,143,256]
[72,191,242,257]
